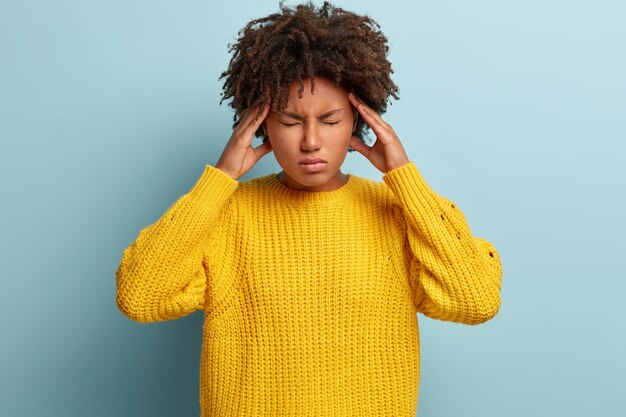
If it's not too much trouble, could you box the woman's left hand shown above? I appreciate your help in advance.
[347,92,411,174]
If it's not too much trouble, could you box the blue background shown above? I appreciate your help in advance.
[1,1,624,416]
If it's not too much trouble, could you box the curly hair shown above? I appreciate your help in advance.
[218,0,400,150]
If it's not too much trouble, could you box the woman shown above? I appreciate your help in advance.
[115,1,503,416]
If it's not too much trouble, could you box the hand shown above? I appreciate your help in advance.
[347,92,410,174]
[215,100,273,180]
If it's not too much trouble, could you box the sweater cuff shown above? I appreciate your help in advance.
[185,164,239,207]
[382,161,442,215]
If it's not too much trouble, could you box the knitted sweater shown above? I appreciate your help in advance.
[115,160,503,416]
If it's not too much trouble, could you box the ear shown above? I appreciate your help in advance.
[351,108,358,132]
[262,122,268,137]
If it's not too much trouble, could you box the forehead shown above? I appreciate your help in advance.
[282,76,349,113]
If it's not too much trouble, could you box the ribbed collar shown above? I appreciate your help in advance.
[261,172,361,205]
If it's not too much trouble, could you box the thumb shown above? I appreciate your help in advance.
[254,140,273,158]
[349,136,368,156]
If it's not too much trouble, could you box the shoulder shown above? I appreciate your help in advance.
[231,173,273,198]
[349,173,405,219]
[353,174,410,231]
[352,173,401,205]
[220,173,275,212]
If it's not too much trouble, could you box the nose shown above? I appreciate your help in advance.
[301,122,321,151]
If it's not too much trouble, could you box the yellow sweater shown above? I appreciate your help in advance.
[115,160,503,416]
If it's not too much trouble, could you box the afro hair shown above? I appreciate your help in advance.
[218,0,400,150]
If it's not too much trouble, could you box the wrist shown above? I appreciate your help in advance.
[214,164,238,180]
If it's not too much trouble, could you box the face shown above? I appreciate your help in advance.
[262,75,358,192]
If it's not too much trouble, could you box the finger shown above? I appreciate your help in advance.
[348,93,391,139]
[244,101,268,123]
[349,136,371,158]
[348,92,374,114]
[233,109,255,134]
[241,102,270,132]
[349,94,388,129]
[348,93,391,129]
[239,101,268,124]
[253,139,273,158]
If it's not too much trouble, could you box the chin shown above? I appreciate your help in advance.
[291,172,328,184]
[286,167,333,185]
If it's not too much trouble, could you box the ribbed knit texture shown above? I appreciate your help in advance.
[115,160,503,416]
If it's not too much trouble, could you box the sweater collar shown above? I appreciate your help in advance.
[263,171,360,205]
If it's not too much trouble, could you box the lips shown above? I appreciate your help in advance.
[300,158,327,164]
[299,161,327,172]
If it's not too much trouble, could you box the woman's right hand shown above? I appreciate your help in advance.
[215,100,273,180]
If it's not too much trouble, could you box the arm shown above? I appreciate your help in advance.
[115,164,238,323]
[383,161,503,325]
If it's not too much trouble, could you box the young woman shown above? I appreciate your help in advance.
[115,2,503,416]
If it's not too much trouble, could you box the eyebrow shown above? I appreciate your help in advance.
[278,108,344,121]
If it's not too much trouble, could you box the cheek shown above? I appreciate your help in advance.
[268,130,299,151]
[334,123,354,143]
[266,132,296,158]
[267,121,296,139]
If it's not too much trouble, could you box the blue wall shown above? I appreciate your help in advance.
[1,1,624,416]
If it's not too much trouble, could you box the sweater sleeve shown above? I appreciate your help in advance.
[383,161,503,325]
[115,164,239,323]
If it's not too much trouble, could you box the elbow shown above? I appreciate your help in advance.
[115,266,155,323]
[116,292,152,323]
[468,252,503,325]
[467,287,501,325]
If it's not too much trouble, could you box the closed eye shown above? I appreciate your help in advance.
[280,121,341,127]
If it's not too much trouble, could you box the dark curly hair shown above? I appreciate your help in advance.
[218,0,400,151]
